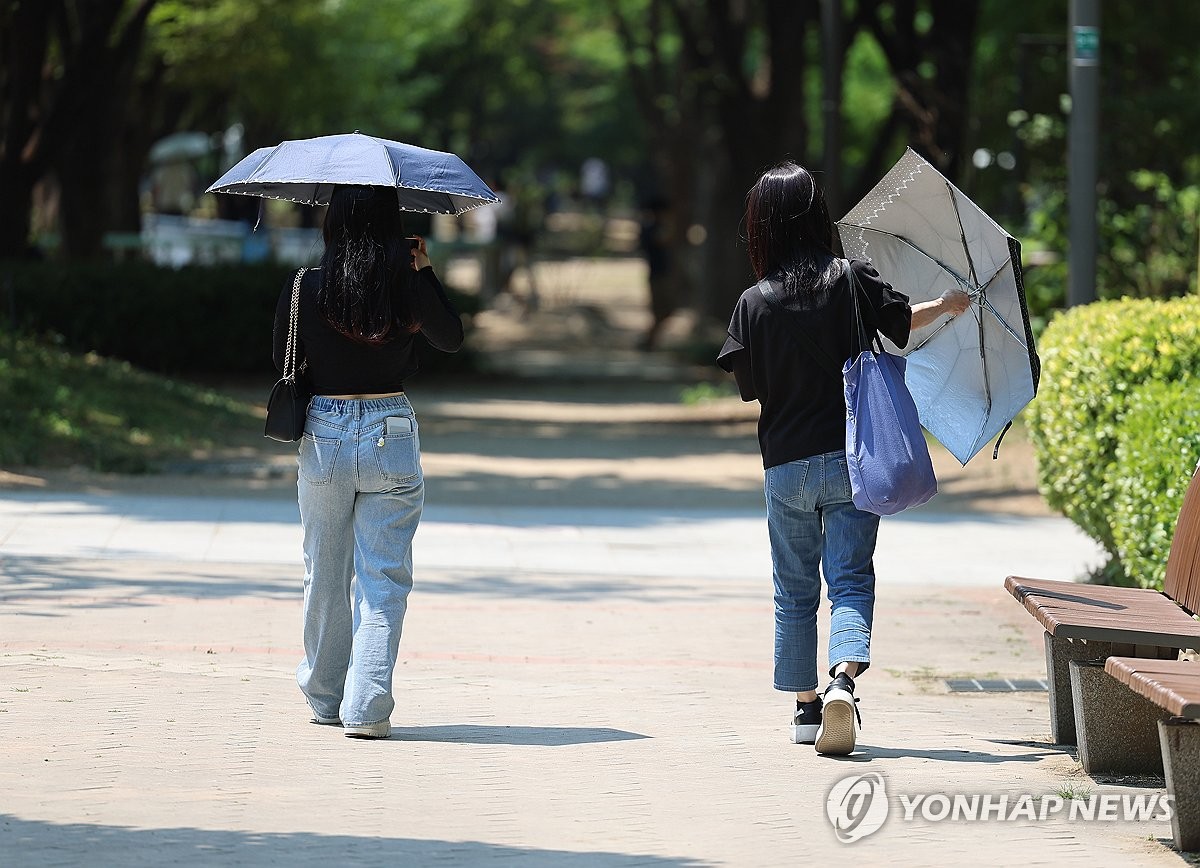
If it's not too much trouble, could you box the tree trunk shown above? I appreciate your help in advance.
[682,0,815,325]
[696,152,756,325]
[56,82,122,261]
[927,0,980,179]
[0,0,50,259]
[858,0,981,184]
[0,166,39,259]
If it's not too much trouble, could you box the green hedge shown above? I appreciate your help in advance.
[0,261,479,376]
[2,261,291,374]
[1110,380,1200,588]
[1029,296,1200,586]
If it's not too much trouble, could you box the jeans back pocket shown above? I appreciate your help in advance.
[766,459,812,507]
[299,434,341,486]
[368,419,421,487]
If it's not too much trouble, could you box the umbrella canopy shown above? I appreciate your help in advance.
[837,148,1040,465]
[205,132,499,215]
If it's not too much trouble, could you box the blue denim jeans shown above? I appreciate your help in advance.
[764,450,879,693]
[295,395,424,727]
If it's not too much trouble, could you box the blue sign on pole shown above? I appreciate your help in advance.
[1073,25,1099,65]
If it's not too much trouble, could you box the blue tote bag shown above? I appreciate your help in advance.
[758,260,936,516]
[842,262,937,514]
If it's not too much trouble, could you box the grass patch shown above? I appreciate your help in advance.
[0,333,260,472]
[679,381,738,405]
[1054,782,1093,801]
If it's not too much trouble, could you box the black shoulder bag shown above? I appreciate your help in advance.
[264,267,311,442]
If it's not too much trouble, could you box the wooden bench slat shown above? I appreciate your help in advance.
[1006,575,1200,647]
[1104,657,1200,718]
[1164,467,1200,616]
[1007,575,1168,602]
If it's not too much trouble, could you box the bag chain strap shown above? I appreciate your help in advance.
[283,267,307,382]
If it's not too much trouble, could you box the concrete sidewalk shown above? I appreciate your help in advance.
[0,489,1186,866]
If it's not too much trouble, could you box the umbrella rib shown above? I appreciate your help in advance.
[837,225,982,291]
[945,180,980,287]
[977,266,1029,346]
[907,315,958,354]
[980,297,1027,345]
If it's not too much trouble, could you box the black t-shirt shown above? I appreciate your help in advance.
[273,266,463,395]
[717,258,911,469]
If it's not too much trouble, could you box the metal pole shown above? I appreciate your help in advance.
[1068,0,1100,306]
[820,0,843,218]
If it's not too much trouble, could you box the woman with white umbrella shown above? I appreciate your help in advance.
[718,162,968,755]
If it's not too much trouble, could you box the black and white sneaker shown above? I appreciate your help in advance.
[791,696,823,744]
[814,673,861,756]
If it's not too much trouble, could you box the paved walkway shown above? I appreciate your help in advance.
[3,249,1183,866]
[0,481,1189,866]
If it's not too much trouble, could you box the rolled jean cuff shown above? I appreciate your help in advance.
[775,681,820,693]
[827,656,871,678]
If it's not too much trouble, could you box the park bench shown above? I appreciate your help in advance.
[1004,465,1200,745]
[1067,657,1200,851]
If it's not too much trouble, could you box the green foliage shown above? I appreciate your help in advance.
[971,4,1200,327]
[1016,165,1200,329]
[148,0,644,180]
[1099,168,1200,299]
[1110,380,1200,589]
[839,27,897,174]
[1029,297,1200,583]
[0,333,259,472]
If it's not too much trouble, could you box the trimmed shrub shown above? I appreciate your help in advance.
[1110,380,1200,588]
[0,261,479,376]
[2,261,290,374]
[1029,296,1200,584]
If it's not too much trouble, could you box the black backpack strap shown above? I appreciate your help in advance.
[757,276,845,379]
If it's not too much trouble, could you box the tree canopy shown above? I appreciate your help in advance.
[1,0,1197,320]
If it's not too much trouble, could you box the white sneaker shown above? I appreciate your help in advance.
[344,720,391,739]
[814,674,860,756]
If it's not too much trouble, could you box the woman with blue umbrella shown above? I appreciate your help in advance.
[274,184,464,738]
[211,132,495,737]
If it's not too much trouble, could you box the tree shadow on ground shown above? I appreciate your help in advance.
[0,555,297,608]
[0,556,757,611]
[0,815,710,868]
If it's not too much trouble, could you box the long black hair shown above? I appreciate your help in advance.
[317,185,418,344]
[743,162,840,297]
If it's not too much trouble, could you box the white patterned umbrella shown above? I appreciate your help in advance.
[837,148,1040,465]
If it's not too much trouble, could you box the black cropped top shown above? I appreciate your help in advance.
[272,266,464,395]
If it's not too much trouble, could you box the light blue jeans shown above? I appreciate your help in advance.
[295,395,424,727]
[764,450,879,693]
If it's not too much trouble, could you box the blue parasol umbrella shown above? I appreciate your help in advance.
[205,131,498,216]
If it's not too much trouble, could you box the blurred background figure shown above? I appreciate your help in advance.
[497,173,543,314]
[638,196,677,351]
[478,180,509,305]
[579,157,611,212]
